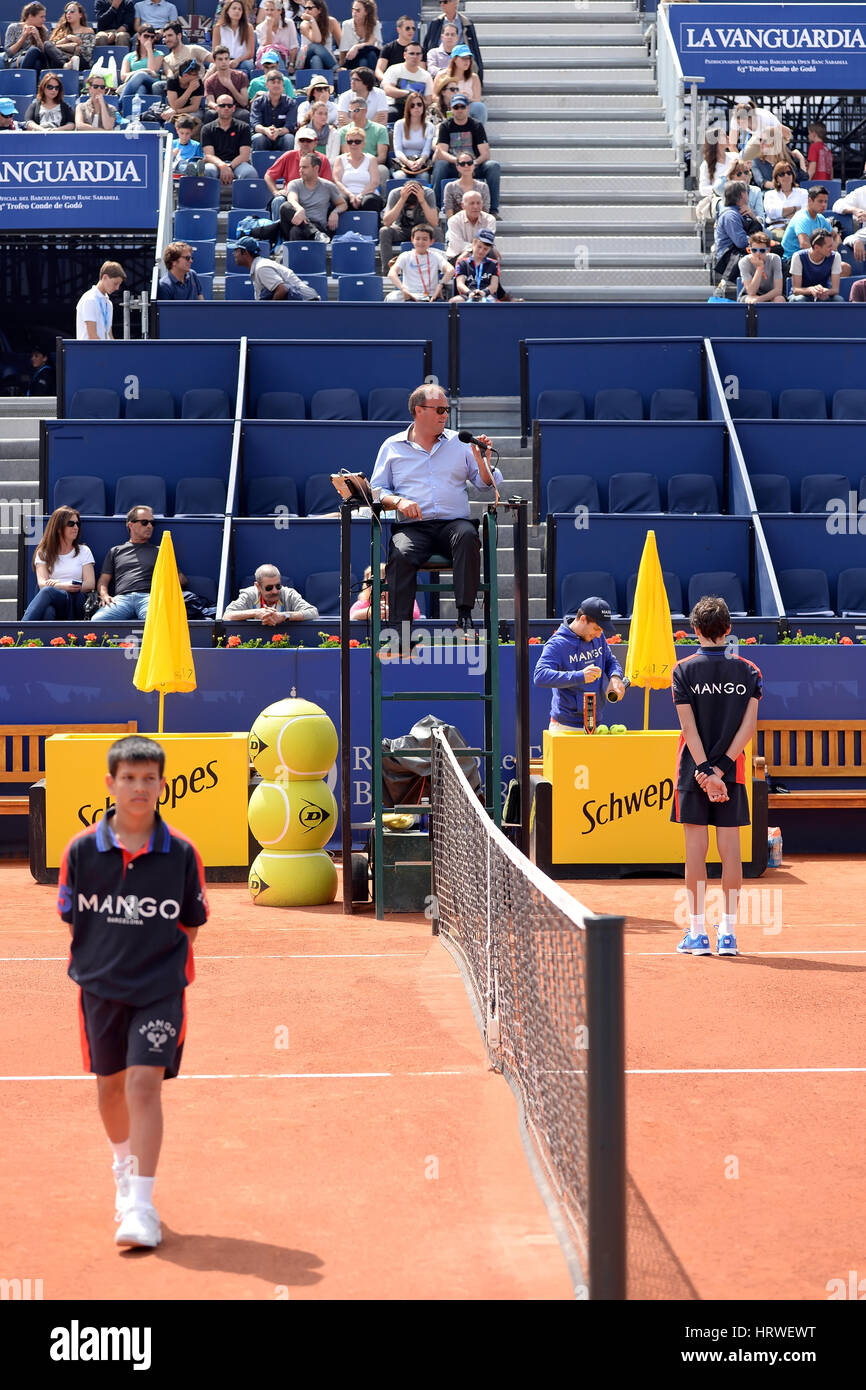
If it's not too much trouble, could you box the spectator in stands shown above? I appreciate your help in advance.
[172,115,204,174]
[75,72,118,129]
[750,130,808,191]
[453,229,500,303]
[213,0,257,75]
[370,382,499,640]
[250,68,298,149]
[299,99,340,160]
[727,158,764,222]
[27,346,55,395]
[157,242,204,300]
[440,45,485,123]
[76,261,125,339]
[255,0,298,69]
[339,0,381,71]
[386,222,453,301]
[713,181,751,283]
[832,185,866,265]
[698,134,737,200]
[763,161,808,234]
[165,59,205,120]
[247,50,296,101]
[231,235,321,298]
[807,122,833,181]
[737,230,784,304]
[94,0,136,47]
[23,73,76,130]
[849,278,866,303]
[333,124,383,212]
[426,20,459,79]
[392,92,435,181]
[22,507,95,623]
[336,65,388,126]
[445,188,494,261]
[789,229,843,302]
[731,96,790,162]
[379,180,439,266]
[781,185,831,265]
[827,221,853,278]
[428,75,458,128]
[376,13,416,81]
[92,507,172,623]
[297,0,341,71]
[267,149,347,240]
[295,72,337,122]
[223,565,319,623]
[442,151,489,216]
[0,98,21,131]
[4,4,66,75]
[119,27,164,97]
[423,0,483,80]
[160,19,211,83]
[381,39,434,120]
[50,3,95,69]
[202,95,256,181]
[133,0,178,32]
[350,563,421,621]
[432,94,499,215]
[204,46,251,119]
[263,124,332,215]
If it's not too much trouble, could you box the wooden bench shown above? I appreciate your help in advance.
[1,724,138,815]
[757,719,866,810]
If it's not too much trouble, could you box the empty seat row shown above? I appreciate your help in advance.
[55,476,226,518]
[67,387,408,423]
[223,273,383,303]
[69,389,231,420]
[729,388,866,421]
[548,473,720,517]
[751,473,866,514]
[778,568,866,618]
[252,388,406,420]
[561,571,747,622]
[536,389,699,422]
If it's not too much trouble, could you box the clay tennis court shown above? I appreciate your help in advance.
[2,854,863,1299]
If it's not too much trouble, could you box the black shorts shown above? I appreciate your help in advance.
[671,782,751,827]
[78,989,186,1078]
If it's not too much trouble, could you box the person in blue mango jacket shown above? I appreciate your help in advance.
[533,595,627,729]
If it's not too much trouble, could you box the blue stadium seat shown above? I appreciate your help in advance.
[839,275,866,302]
[181,389,232,419]
[187,239,217,274]
[728,388,772,420]
[85,45,129,69]
[245,476,300,516]
[285,241,327,275]
[337,210,379,239]
[174,477,227,516]
[800,474,850,513]
[254,391,306,418]
[608,472,661,513]
[302,273,328,299]
[124,388,175,419]
[837,568,866,618]
[832,389,866,420]
[535,390,585,421]
[687,572,747,618]
[367,387,408,421]
[627,571,685,620]
[68,388,120,419]
[177,177,221,210]
[305,571,342,615]
[225,274,256,300]
[650,388,699,421]
[778,568,834,617]
[777,388,827,420]
[185,575,218,607]
[231,178,271,209]
[561,571,620,619]
[667,473,720,515]
[304,474,339,515]
[174,208,218,242]
[594,388,643,421]
[750,474,791,512]
[844,178,866,194]
[292,69,320,91]
[120,91,163,116]
[0,71,36,97]
[114,476,167,517]
[338,274,382,301]
[546,475,600,515]
[311,388,362,420]
[54,476,106,515]
[252,150,281,177]
[197,273,215,300]
[331,241,376,275]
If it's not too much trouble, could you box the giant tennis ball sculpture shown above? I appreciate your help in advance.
[249,850,337,907]
[248,778,337,852]
[248,698,338,782]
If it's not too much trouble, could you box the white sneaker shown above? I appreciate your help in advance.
[112,1157,133,1221]
[115,1204,162,1249]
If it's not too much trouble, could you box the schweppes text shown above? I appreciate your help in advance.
[582,778,674,834]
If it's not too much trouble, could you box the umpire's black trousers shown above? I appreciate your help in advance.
[387,519,481,626]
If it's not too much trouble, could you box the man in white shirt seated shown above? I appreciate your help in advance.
[832,184,866,265]
[445,189,495,261]
[386,223,452,302]
[381,40,434,120]
[222,564,319,624]
[336,66,388,127]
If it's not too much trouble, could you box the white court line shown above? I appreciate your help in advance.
[628,1067,866,1075]
[0,1070,468,1081]
[627,949,866,957]
[0,953,427,962]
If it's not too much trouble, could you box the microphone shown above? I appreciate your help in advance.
[457,429,490,450]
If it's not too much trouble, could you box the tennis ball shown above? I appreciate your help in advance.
[248,698,338,781]
[249,850,337,907]
[609,724,627,734]
[248,779,337,851]
[595,724,610,735]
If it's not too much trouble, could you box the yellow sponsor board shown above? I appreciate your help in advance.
[45,733,250,867]
[542,729,752,866]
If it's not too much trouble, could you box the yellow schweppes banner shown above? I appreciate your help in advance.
[45,733,249,867]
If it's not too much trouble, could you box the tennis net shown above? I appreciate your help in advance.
[429,728,626,1299]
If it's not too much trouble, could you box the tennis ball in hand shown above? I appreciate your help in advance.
[248,778,337,851]
[595,724,610,735]
[609,724,627,734]
[248,698,338,781]
[249,849,337,907]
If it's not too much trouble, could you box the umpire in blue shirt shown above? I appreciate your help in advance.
[370,383,503,639]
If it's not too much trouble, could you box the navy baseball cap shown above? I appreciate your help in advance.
[476,227,495,244]
[234,236,261,257]
[450,93,469,108]
[578,596,616,636]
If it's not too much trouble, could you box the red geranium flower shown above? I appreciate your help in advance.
[744,636,757,644]
[608,634,623,644]
[0,635,14,646]
[673,630,688,640]
[50,637,66,646]
[528,636,541,644]
[84,633,97,644]
[349,639,360,647]
[226,634,241,647]
[839,636,853,645]
[327,635,340,645]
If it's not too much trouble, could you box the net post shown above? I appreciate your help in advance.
[585,913,627,1300]
[339,501,354,915]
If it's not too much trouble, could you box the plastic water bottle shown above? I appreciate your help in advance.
[768,827,782,868]
[129,95,143,130]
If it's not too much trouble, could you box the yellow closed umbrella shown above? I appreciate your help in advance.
[132,531,196,732]
[625,530,677,730]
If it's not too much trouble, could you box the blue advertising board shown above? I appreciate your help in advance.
[0,132,161,230]
[669,4,866,90]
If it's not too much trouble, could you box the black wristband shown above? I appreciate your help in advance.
[698,761,715,777]
[717,754,735,775]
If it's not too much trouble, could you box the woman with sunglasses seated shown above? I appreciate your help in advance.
[49,2,94,69]
[75,72,118,129]
[23,72,76,130]
[333,124,383,213]
[22,508,95,622]
[440,152,489,217]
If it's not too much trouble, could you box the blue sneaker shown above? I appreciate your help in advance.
[677,929,711,955]
[716,930,738,956]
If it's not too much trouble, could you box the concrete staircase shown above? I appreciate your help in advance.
[0,398,51,621]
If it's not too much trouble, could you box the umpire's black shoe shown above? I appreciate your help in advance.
[456,614,478,641]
